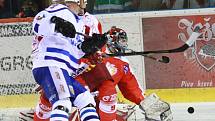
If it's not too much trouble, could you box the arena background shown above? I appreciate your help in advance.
[1,8,215,120]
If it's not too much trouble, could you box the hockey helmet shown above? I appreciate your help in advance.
[64,0,87,4]
[52,0,65,2]
[106,26,128,53]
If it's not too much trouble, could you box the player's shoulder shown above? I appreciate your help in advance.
[33,4,68,22]
[33,10,47,23]
[46,4,79,24]
[45,4,68,12]
[84,12,98,21]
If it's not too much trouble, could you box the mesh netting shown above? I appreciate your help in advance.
[0,22,33,37]
[0,83,36,95]
[0,22,35,96]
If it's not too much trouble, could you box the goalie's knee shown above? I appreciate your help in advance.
[50,98,72,121]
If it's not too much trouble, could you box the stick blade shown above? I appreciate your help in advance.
[161,56,170,63]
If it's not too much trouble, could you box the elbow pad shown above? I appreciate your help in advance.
[81,33,107,54]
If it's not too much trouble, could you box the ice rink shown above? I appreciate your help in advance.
[171,102,215,121]
[0,102,215,121]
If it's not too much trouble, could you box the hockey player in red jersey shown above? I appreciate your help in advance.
[77,27,144,121]
[76,26,173,121]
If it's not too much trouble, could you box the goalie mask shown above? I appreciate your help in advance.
[106,26,128,53]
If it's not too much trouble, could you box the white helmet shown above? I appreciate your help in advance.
[52,0,65,3]
[65,0,87,4]
[52,0,64,2]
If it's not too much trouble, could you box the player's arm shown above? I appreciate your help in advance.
[50,16,77,38]
[50,16,107,55]
[119,62,173,121]
[118,63,144,104]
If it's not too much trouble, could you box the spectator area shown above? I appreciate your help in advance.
[1,0,215,19]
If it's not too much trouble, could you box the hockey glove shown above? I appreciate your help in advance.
[139,93,173,121]
[80,33,108,55]
[50,16,76,38]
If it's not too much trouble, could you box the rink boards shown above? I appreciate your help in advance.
[0,87,215,108]
[1,8,215,121]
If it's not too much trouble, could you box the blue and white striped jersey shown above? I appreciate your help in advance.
[31,3,86,75]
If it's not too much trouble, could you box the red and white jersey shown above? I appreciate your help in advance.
[104,56,144,104]
[78,56,144,104]
[104,57,135,83]
[83,12,102,35]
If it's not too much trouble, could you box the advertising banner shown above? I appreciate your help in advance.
[0,21,37,109]
[143,15,215,89]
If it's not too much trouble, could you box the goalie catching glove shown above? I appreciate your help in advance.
[139,93,173,121]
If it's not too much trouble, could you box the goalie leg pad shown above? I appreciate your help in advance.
[160,107,173,121]
[139,93,173,121]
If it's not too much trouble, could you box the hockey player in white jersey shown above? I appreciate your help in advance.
[31,0,107,121]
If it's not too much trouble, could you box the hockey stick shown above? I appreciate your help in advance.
[106,27,200,57]
[51,16,199,56]
[143,55,170,63]
[101,51,170,64]
[77,27,199,64]
[124,48,170,63]
[76,32,170,63]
